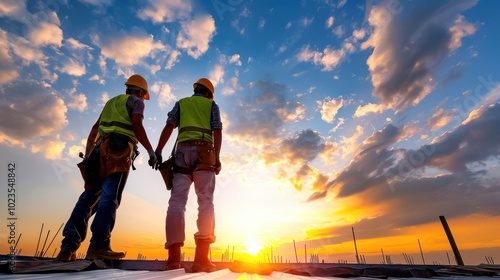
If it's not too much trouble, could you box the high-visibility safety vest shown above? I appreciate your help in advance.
[98,94,137,143]
[178,96,213,143]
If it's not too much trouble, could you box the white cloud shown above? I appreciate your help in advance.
[325,16,334,28]
[89,74,105,85]
[98,55,107,74]
[318,97,343,123]
[449,15,476,51]
[31,138,66,160]
[221,76,243,96]
[65,38,92,50]
[165,49,181,70]
[151,81,175,109]
[57,58,86,77]
[9,32,48,67]
[209,64,225,88]
[354,102,387,117]
[333,25,344,37]
[95,28,166,66]
[137,0,191,23]
[297,27,365,71]
[229,54,242,66]
[176,14,216,59]
[67,88,88,112]
[99,92,110,108]
[28,16,63,47]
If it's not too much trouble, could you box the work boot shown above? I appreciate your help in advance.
[164,243,182,270]
[56,249,76,261]
[85,247,126,260]
[191,239,216,273]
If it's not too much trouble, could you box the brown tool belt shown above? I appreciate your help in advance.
[177,140,213,147]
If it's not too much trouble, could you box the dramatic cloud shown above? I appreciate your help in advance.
[277,129,325,165]
[0,81,68,146]
[226,81,290,145]
[137,0,191,23]
[361,0,478,111]
[307,102,500,237]
[176,14,216,59]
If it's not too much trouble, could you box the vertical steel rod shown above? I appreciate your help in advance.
[439,215,464,265]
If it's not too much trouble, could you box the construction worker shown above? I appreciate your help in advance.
[56,74,157,261]
[154,78,222,272]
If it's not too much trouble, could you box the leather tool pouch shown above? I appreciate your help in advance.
[196,146,216,170]
[99,135,134,179]
[78,143,101,190]
[159,157,174,191]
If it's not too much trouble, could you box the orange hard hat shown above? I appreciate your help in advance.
[125,74,150,100]
[194,78,214,95]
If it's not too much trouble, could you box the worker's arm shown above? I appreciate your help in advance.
[131,113,153,151]
[131,113,157,167]
[155,122,175,153]
[85,117,100,157]
[213,129,222,174]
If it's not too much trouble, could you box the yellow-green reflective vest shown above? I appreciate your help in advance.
[178,96,213,143]
[98,94,137,143]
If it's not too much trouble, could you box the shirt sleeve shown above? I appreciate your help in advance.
[127,95,145,118]
[211,102,223,130]
[166,101,180,127]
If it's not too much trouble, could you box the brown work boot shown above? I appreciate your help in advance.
[164,243,182,270]
[191,239,216,273]
[56,250,76,261]
[85,247,126,260]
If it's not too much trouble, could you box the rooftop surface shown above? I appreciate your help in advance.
[1,255,499,280]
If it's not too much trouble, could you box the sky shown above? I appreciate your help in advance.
[1,0,499,265]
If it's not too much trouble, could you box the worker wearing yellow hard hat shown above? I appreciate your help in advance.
[57,74,156,261]
[154,77,223,272]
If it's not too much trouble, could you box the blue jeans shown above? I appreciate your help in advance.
[61,145,129,251]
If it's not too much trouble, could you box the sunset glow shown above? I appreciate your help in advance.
[1,0,500,266]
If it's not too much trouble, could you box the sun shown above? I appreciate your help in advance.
[245,239,262,256]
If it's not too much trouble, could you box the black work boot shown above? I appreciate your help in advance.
[85,247,126,260]
[191,239,216,272]
[165,243,182,270]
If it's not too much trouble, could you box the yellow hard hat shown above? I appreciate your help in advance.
[125,74,150,100]
[194,78,214,95]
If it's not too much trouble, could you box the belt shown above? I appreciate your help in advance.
[177,140,213,147]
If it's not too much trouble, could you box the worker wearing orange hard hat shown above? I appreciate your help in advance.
[154,77,222,272]
[56,74,157,261]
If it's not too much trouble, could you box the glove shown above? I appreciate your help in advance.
[147,149,157,168]
[154,151,163,170]
[214,158,222,175]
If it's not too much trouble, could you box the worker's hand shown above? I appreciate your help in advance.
[214,158,222,175]
[147,149,157,168]
[154,151,163,170]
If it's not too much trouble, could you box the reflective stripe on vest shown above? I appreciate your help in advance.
[178,96,213,143]
[98,94,137,142]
